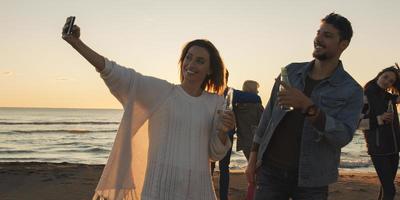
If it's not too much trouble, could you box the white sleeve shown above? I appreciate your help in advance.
[99,57,173,110]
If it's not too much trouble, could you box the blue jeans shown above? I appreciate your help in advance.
[254,161,328,200]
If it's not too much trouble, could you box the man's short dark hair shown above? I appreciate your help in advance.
[322,13,353,42]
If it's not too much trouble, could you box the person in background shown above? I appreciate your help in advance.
[359,65,400,200]
[242,80,260,95]
[234,80,263,200]
[211,71,261,200]
[236,80,264,160]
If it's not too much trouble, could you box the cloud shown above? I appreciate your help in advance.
[1,72,13,76]
[56,77,71,81]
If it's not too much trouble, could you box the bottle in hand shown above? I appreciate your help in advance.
[218,87,234,134]
[280,67,294,111]
[387,100,394,113]
[224,87,234,111]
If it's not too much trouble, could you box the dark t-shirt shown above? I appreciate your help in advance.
[263,76,322,170]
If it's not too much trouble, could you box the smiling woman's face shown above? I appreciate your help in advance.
[377,71,397,90]
[181,46,211,86]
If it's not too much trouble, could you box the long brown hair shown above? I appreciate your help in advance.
[364,66,400,95]
[178,39,226,95]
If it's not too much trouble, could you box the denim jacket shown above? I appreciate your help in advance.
[253,60,363,187]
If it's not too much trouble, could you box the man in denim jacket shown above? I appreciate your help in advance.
[245,13,364,200]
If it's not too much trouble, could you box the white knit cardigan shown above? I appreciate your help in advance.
[92,58,231,200]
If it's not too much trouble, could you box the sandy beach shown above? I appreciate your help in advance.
[0,162,399,200]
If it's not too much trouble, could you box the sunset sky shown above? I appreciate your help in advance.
[1,0,399,109]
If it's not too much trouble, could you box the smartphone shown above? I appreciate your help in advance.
[64,16,76,35]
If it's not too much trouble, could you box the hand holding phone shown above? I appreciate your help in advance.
[63,16,75,35]
[62,16,80,44]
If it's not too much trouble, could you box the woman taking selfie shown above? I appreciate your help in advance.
[359,65,400,200]
[62,18,234,200]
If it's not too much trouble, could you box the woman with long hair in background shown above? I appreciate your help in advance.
[359,64,400,200]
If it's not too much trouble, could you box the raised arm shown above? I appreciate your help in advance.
[62,22,105,72]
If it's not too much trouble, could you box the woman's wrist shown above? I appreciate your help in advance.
[216,130,228,145]
[377,115,384,125]
[69,38,82,47]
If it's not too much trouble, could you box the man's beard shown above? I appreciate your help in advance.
[312,51,328,61]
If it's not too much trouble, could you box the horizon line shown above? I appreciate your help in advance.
[0,106,122,110]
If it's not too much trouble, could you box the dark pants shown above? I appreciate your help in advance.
[254,162,328,200]
[211,134,234,200]
[371,154,399,200]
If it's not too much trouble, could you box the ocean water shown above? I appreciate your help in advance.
[0,107,373,171]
